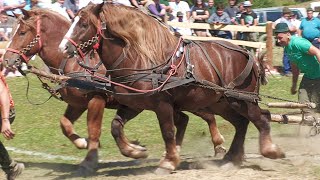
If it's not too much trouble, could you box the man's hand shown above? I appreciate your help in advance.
[291,85,297,95]
[1,119,15,140]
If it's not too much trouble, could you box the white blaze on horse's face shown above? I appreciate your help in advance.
[59,16,80,51]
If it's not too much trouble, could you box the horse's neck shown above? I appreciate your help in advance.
[37,17,80,74]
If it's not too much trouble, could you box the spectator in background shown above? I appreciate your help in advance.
[208,3,232,39]
[36,0,52,8]
[290,11,301,37]
[168,0,190,22]
[207,0,216,17]
[274,7,297,76]
[191,0,209,37]
[2,0,26,16]
[235,2,245,40]
[171,11,192,35]
[24,0,32,10]
[224,0,239,25]
[0,29,9,41]
[240,0,258,53]
[143,0,166,21]
[64,0,78,19]
[299,7,320,49]
[50,0,71,21]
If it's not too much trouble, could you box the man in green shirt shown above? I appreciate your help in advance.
[275,22,320,122]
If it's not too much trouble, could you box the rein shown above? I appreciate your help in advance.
[6,16,42,64]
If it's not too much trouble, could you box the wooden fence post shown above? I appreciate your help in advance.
[266,21,273,68]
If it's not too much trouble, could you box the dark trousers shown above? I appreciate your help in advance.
[299,76,320,117]
[0,142,13,174]
[311,38,320,49]
[282,50,291,74]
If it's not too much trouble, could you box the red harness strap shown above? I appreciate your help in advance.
[6,16,42,64]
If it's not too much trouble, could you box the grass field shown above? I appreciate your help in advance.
[0,46,303,166]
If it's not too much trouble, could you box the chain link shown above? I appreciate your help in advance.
[21,36,40,54]
[194,82,304,105]
[78,36,99,49]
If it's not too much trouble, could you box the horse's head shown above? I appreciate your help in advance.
[59,2,104,59]
[3,9,43,70]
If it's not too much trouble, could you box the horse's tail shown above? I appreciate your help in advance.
[256,50,268,85]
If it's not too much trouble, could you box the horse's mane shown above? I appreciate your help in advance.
[16,8,70,31]
[86,3,178,66]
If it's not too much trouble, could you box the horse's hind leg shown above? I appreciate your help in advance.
[111,105,148,159]
[173,111,189,153]
[192,112,226,157]
[60,105,87,149]
[78,95,106,174]
[219,109,249,165]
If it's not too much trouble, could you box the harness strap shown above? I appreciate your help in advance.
[227,53,254,89]
[58,58,69,75]
[109,49,126,70]
[192,41,226,87]
[64,36,86,59]
[6,48,30,63]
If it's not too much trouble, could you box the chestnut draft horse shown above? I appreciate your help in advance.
[2,8,226,174]
[60,2,285,174]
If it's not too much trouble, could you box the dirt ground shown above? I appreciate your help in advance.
[1,127,320,180]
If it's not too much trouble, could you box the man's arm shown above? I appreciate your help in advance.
[307,45,320,63]
[290,63,299,95]
[0,78,14,139]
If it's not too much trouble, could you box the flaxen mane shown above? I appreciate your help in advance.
[85,3,178,66]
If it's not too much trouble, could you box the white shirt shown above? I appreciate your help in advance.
[169,1,190,22]
[50,2,71,21]
[36,0,52,9]
[3,0,26,16]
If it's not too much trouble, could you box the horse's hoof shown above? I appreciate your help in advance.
[131,149,148,159]
[214,145,227,158]
[154,167,172,175]
[74,138,88,149]
[261,144,286,159]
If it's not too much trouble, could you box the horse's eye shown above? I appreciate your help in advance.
[19,31,26,36]
[82,23,88,28]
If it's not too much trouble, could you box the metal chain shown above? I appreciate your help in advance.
[21,35,40,54]
[78,35,99,49]
[194,82,305,105]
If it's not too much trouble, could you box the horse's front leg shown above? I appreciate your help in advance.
[111,105,147,159]
[248,106,285,159]
[60,105,87,149]
[155,102,180,174]
[78,95,105,175]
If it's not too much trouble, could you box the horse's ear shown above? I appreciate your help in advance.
[20,9,30,19]
[92,2,104,16]
[13,12,22,19]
